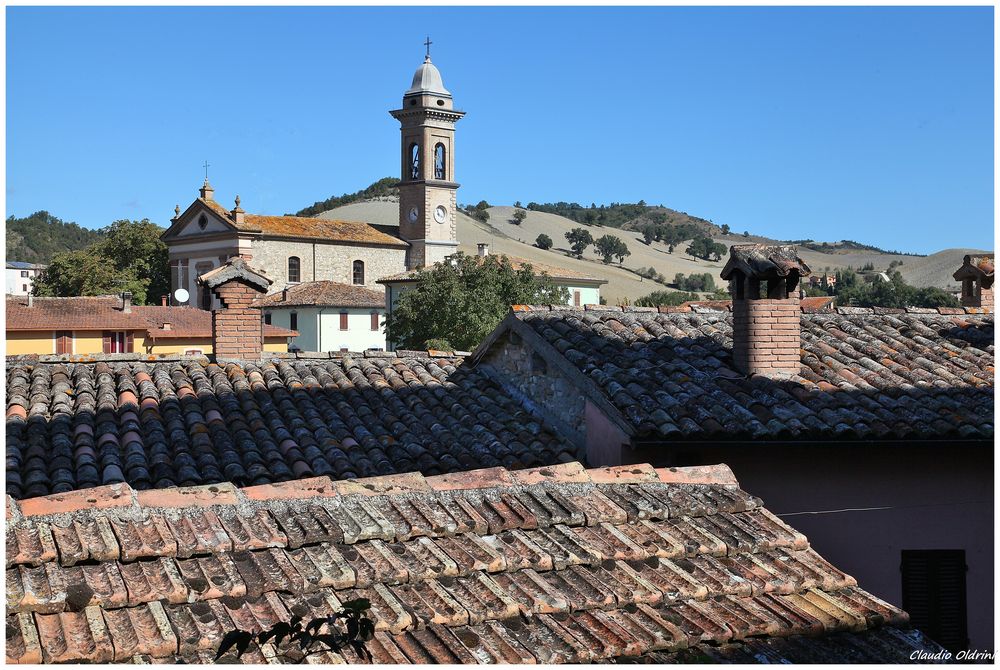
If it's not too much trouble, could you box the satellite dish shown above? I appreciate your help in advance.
[173,288,190,304]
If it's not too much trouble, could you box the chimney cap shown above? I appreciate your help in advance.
[198,256,272,291]
[721,244,811,281]
[953,253,994,284]
[477,242,490,257]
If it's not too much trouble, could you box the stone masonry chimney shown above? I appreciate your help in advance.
[953,254,994,309]
[477,243,490,257]
[121,292,132,314]
[721,244,811,378]
[198,257,272,360]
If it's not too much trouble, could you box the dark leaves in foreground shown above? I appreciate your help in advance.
[215,598,374,662]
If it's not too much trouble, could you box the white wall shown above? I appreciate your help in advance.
[266,307,386,353]
[6,268,40,296]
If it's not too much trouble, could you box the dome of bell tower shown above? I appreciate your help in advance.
[404,55,451,98]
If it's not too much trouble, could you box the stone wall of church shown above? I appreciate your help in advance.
[249,239,407,293]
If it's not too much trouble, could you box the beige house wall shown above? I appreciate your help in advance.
[250,239,407,293]
[6,330,143,355]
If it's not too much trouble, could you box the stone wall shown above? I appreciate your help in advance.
[478,331,587,448]
[250,239,407,293]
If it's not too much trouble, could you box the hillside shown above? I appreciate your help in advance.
[6,211,104,264]
[306,180,988,303]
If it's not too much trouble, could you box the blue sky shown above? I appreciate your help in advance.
[6,6,994,254]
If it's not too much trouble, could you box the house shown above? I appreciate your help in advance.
[160,51,467,310]
[5,261,45,296]
[257,280,388,353]
[5,293,294,356]
[378,242,607,349]
[470,245,994,650]
[4,461,946,663]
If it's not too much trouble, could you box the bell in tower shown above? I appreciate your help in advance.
[390,39,466,270]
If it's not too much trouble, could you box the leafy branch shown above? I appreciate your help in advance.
[215,597,374,663]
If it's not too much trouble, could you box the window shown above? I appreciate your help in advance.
[20,270,28,278]
[263,312,272,325]
[103,331,132,354]
[573,290,581,307]
[289,312,298,331]
[55,331,72,355]
[352,260,365,285]
[287,257,301,283]
[409,143,420,180]
[22,285,28,292]
[434,143,446,180]
[371,312,380,331]
[340,312,349,330]
[901,550,968,653]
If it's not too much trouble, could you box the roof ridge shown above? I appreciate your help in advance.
[509,303,993,316]
[8,462,739,520]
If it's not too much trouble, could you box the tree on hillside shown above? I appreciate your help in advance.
[33,218,169,305]
[465,200,491,223]
[835,270,958,309]
[685,236,727,262]
[511,209,527,225]
[721,224,730,235]
[383,253,569,351]
[635,290,701,307]
[294,177,400,217]
[565,228,594,258]
[595,235,630,264]
[535,233,553,250]
[6,211,104,264]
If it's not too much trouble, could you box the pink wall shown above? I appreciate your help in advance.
[584,400,629,466]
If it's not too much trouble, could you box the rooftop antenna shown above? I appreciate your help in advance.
[424,36,432,60]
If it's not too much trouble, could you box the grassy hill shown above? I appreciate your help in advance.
[306,180,987,303]
[6,211,104,264]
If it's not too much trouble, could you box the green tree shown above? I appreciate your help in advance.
[721,224,731,235]
[594,235,629,264]
[535,233,553,250]
[384,253,569,350]
[565,228,594,257]
[33,218,169,305]
[685,236,727,262]
[511,209,527,225]
[6,211,104,264]
[641,225,657,245]
[743,230,750,238]
[635,290,700,307]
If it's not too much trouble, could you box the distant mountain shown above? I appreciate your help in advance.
[6,211,104,264]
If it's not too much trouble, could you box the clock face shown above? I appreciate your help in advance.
[407,206,419,223]
[434,205,448,224]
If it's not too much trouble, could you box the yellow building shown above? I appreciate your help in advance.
[6,294,293,356]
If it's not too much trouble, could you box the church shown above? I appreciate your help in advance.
[161,47,600,352]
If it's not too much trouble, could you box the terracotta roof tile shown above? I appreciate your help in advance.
[256,280,386,308]
[488,307,993,442]
[5,464,945,663]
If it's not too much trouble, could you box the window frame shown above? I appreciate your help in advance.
[900,549,969,653]
[289,311,298,331]
[434,143,446,180]
[339,312,349,331]
[287,256,301,284]
[352,260,365,286]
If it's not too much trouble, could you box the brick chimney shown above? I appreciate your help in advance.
[953,254,994,309]
[121,291,132,314]
[198,257,273,360]
[477,243,490,257]
[721,244,810,378]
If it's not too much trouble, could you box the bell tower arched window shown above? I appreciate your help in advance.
[409,143,420,180]
[434,143,446,180]
[288,256,301,283]
[352,260,365,285]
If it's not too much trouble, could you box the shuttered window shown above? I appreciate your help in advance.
[340,312,349,330]
[370,312,379,331]
[901,550,968,653]
[55,331,72,355]
[573,291,581,307]
[103,331,132,354]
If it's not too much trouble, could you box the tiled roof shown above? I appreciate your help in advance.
[5,462,944,664]
[5,297,295,340]
[256,281,386,309]
[4,354,579,500]
[475,305,994,443]
[678,297,836,313]
[6,261,45,270]
[378,253,606,284]
[202,198,408,247]
[720,244,811,280]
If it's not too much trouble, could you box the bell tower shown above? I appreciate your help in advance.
[390,40,465,269]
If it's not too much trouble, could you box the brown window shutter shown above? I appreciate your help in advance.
[371,312,379,331]
[102,332,112,354]
[573,291,581,307]
[125,332,134,353]
[340,312,349,330]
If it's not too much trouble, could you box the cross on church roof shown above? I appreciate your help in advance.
[424,36,432,59]
[203,160,210,180]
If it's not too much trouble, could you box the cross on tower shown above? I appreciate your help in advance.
[424,36,432,59]
[203,160,210,180]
